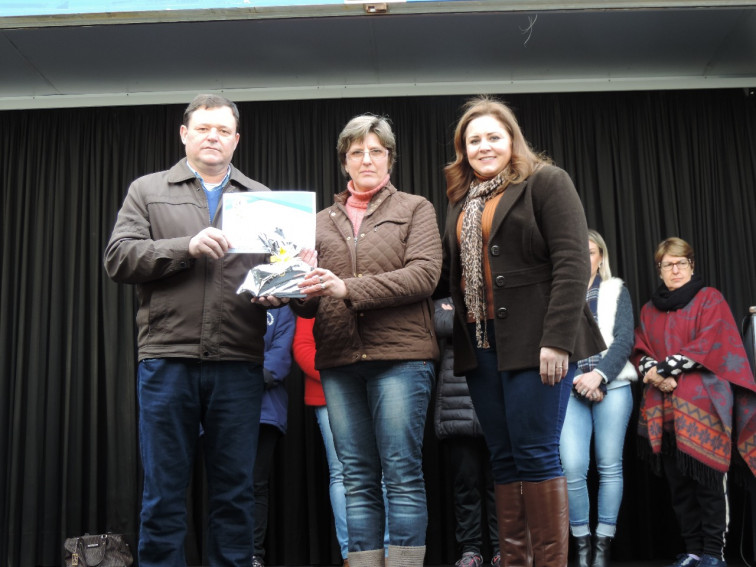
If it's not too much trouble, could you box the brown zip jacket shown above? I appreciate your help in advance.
[104,159,270,362]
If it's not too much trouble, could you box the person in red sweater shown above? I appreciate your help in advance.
[293,317,388,567]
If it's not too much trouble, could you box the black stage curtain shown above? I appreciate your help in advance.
[2,90,756,566]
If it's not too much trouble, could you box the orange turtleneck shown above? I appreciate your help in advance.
[456,191,506,322]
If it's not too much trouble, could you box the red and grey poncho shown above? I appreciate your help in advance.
[633,286,756,481]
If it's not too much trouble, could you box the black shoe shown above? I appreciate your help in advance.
[573,535,592,567]
[665,555,700,567]
[697,555,726,567]
[591,536,611,567]
[455,551,483,567]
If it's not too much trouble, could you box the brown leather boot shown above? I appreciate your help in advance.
[522,477,569,567]
[494,482,533,567]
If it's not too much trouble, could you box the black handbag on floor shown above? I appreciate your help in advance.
[63,533,133,567]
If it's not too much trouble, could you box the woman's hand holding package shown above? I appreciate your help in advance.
[299,268,348,299]
[298,248,318,268]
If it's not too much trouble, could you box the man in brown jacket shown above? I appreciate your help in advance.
[104,94,269,567]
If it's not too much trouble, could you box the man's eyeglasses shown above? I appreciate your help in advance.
[659,260,691,272]
[346,148,388,162]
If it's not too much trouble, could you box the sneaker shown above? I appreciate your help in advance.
[490,551,501,567]
[252,555,265,567]
[698,555,727,567]
[665,554,700,567]
[455,551,483,567]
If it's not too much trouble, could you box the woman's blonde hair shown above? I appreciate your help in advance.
[444,96,550,204]
[654,237,695,272]
[336,114,396,177]
[588,229,612,281]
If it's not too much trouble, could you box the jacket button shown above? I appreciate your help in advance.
[490,245,500,256]
[496,307,508,319]
[361,354,367,359]
[495,275,505,287]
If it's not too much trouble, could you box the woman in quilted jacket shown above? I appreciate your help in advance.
[292,114,443,567]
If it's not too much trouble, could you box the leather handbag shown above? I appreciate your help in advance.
[63,533,133,567]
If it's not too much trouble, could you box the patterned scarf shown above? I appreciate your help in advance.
[460,173,506,348]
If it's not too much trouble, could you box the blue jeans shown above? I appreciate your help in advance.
[559,382,633,537]
[465,322,572,484]
[321,360,434,552]
[137,358,263,567]
[315,406,390,559]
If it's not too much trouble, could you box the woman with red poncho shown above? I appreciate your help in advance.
[633,237,756,567]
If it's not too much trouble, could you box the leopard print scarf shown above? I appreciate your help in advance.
[460,173,505,348]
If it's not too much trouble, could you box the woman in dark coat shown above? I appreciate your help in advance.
[438,96,605,567]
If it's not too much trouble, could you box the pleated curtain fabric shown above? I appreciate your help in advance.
[1,90,756,566]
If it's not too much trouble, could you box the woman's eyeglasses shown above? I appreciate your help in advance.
[346,148,388,162]
[659,260,691,272]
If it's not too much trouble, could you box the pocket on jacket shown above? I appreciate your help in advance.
[373,217,410,244]
[491,263,552,288]
[145,276,201,343]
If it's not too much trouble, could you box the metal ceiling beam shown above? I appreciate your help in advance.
[2,0,755,29]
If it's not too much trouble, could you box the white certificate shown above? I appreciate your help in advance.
[222,191,316,254]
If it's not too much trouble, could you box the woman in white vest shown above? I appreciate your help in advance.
[559,230,636,567]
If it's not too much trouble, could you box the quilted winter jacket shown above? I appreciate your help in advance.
[433,298,484,439]
[104,159,271,362]
[293,183,442,370]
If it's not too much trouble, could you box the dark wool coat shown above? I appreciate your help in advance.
[439,165,605,374]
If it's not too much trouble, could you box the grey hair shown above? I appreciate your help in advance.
[336,114,396,176]
[588,229,612,280]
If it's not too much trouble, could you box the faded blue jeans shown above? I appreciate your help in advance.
[321,360,434,552]
[315,405,390,559]
[559,381,633,537]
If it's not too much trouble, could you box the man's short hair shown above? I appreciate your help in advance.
[183,94,240,131]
